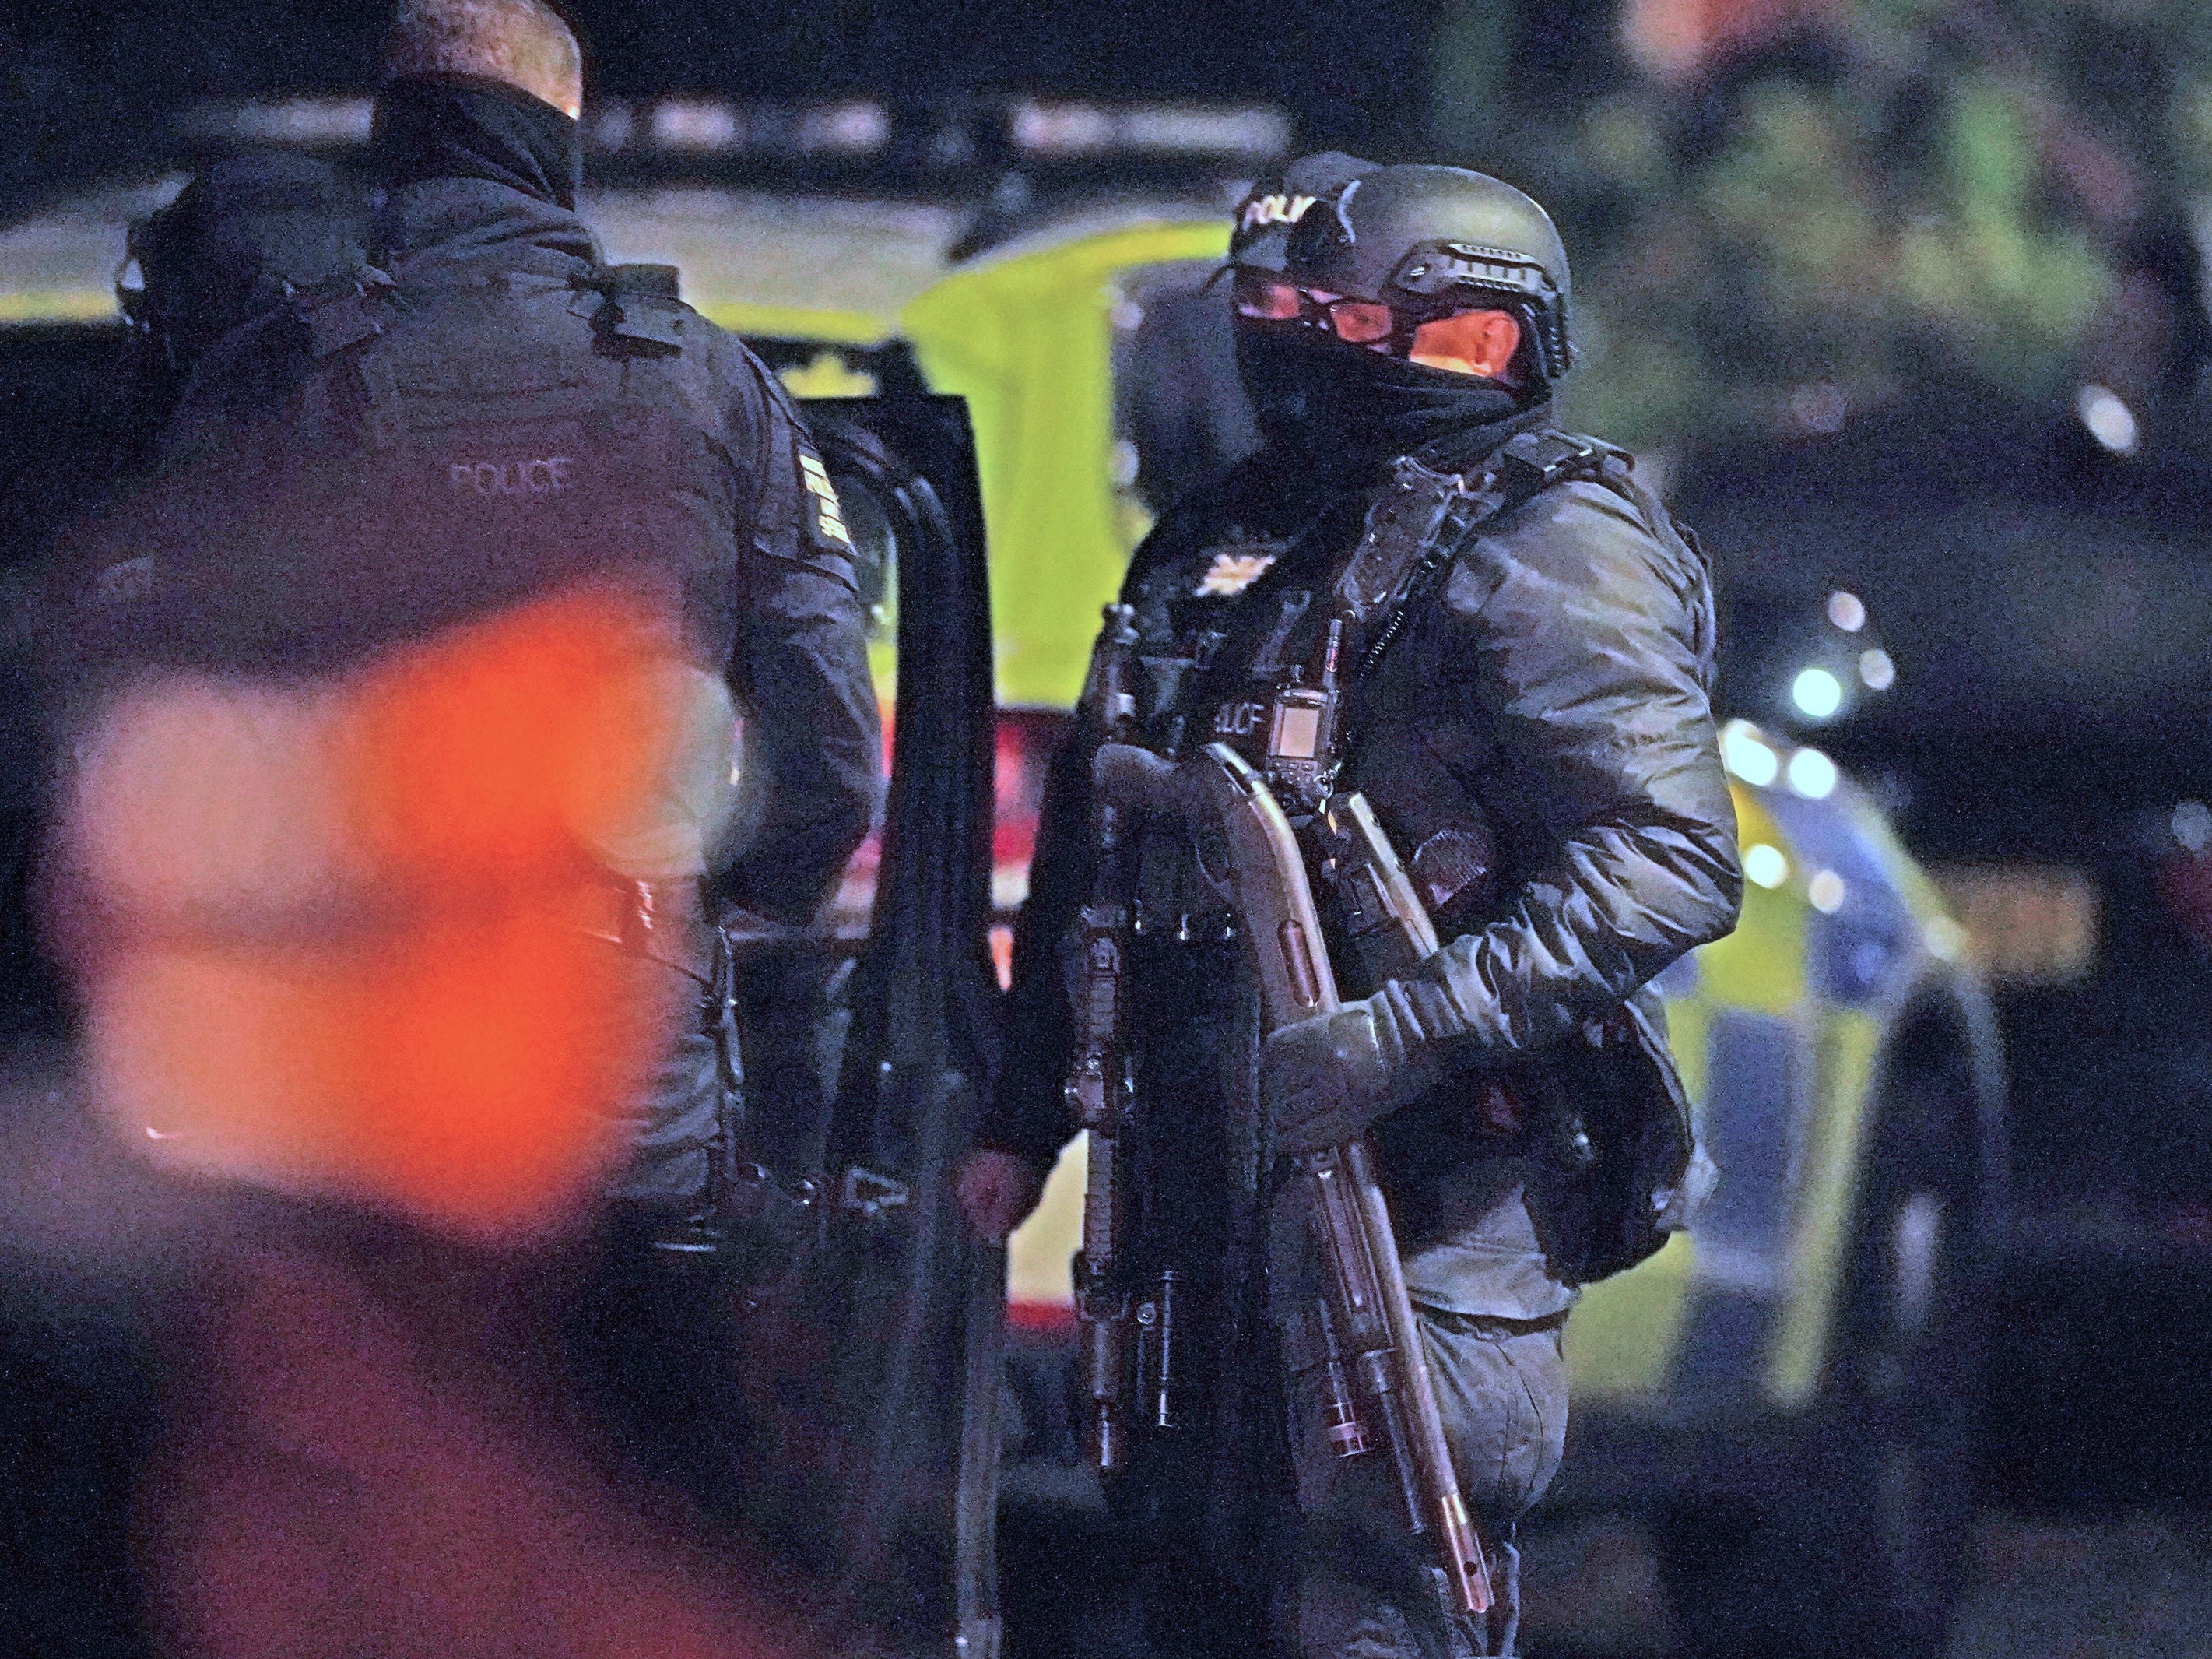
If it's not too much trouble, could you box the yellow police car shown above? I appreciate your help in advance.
[0,100,2003,1658]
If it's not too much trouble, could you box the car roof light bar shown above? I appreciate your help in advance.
[179,97,375,147]
[177,95,1288,170]
[1009,100,1291,160]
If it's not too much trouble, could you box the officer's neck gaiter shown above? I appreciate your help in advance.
[1234,327,1541,483]
[371,75,583,212]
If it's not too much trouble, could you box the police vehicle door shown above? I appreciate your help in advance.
[728,380,1002,1656]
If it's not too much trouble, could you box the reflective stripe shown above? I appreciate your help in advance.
[0,289,116,322]
[696,300,892,345]
[1764,1007,1884,1405]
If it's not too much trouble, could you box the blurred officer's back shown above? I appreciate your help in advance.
[23,1,886,1633]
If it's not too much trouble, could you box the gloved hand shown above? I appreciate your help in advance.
[1262,980,1454,1155]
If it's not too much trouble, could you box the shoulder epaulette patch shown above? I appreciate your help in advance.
[796,442,854,552]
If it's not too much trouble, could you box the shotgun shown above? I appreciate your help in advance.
[1088,738,1494,1619]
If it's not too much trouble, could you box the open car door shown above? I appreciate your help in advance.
[727,372,1004,1657]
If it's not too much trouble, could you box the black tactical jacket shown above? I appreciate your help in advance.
[988,434,1741,1289]
[148,169,881,926]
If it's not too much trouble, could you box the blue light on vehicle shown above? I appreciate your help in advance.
[2077,383,2141,456]
[1791,666,1845,720]
[1786,747,1838,800]
[1743,843,1789,889]
[1722,720,1780,786]
[1806,870,1847,914]
[1858,648,1895,691]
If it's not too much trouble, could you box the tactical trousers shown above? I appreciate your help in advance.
[603,1014,729,1209]
[597,903,737,1213]
[1273,1181,1571,1659]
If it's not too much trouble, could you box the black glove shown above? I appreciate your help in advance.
[1262,978,1461,1155]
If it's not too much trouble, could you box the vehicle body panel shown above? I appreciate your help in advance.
[900,216,1228,708]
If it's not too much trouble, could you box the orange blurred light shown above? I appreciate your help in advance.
[66,585,695,1241]
[1622,0,1841,83]
[147,1249,786,1659]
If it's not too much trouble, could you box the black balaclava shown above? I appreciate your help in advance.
[370,74,582,210]
[1234,325,1545,485]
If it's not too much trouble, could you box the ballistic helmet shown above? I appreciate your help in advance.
[1228,154,1575,385]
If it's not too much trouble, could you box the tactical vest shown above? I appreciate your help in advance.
[81,258,750,683]
[1099,431,1714,1281]
[1108,430,1638,947]
[59,257,792,898]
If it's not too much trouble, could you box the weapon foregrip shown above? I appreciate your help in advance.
[1187,743,1340,1023]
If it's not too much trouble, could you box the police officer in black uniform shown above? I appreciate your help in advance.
[961,156,1742,1657]
[67,0,883,1508]
[149,0,882,1222]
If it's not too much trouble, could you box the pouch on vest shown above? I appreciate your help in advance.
[588,263,688,356]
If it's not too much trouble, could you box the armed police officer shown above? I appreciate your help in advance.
[961,156,1741,1658]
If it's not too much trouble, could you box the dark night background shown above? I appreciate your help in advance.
[0,0,1450,223]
